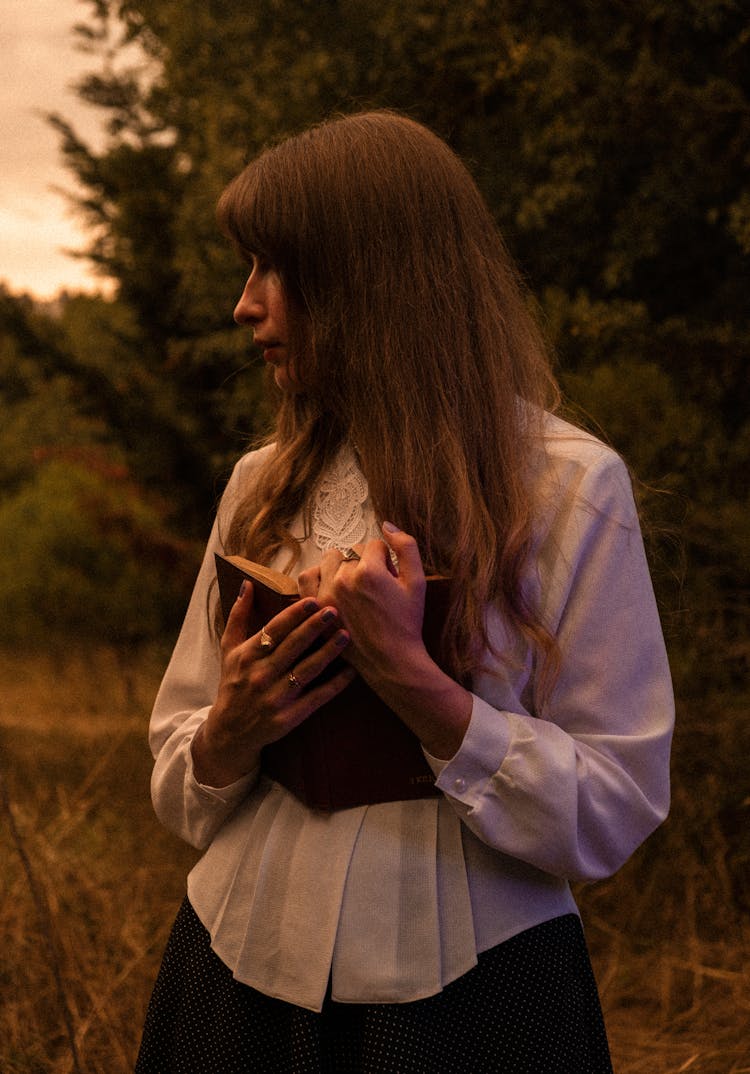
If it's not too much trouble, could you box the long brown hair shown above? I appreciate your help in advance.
[217,110,560,686]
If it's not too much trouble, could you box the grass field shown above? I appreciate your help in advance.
[0,645,748,1073]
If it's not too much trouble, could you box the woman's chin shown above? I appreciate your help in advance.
[273,366,303,393]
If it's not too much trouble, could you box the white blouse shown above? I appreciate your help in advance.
[148,414,674,1012]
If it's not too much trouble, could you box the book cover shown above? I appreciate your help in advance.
[214,552,446,810]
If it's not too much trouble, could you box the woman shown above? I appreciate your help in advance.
[137,111,674,1073]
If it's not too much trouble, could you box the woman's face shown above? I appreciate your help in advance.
[234,257,297,392]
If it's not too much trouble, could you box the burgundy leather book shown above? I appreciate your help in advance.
[214,553,449,810]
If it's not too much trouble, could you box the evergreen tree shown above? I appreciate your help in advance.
[28,0,749,675]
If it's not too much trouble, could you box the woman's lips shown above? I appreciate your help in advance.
[255,339,283,362]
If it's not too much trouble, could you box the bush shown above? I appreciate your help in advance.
[0,455,201,646]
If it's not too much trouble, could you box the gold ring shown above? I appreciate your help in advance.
[288,671,302,690]
[259,626,274,651]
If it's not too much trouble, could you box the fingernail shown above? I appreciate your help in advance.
[382,521,400,534]
[238,580,249,598]
[302,599,319,614]
[321,608,337,624]
[335,630,350,647]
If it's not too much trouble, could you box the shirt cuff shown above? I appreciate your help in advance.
[187,741,259,803]
[425,694,512,806]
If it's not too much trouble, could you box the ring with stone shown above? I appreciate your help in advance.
[341,547,361,562]
[259,625,275,651]
[288,670,302,690]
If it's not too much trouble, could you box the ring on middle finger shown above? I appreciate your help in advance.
[259,625,275,651]
[341,547,361,562]
[288,670,302,690]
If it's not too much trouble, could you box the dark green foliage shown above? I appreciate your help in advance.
[0,456,197,645]
[0,1,746,682]
[0,287,203,642]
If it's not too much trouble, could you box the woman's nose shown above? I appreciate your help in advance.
[233,276,264,325]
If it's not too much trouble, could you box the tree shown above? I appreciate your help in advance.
[0,287,203,641]
[39,0,749,677]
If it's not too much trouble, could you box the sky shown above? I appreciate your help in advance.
[1,0,113,299]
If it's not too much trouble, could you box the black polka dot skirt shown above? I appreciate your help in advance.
[136,897,613,1073]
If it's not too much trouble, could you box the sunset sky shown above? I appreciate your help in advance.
[2,0,112,298]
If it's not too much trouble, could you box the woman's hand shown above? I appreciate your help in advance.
[298,523,472,759]
[192,583,355,787]
[299,523,426,681]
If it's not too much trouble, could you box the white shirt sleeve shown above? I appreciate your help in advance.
[425,446,674,883]
[148,453,264,849]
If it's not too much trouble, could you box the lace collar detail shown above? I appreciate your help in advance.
[312,445,379,552]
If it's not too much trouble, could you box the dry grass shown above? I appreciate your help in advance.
[0,645,748,1072]
[0,646,197,1073]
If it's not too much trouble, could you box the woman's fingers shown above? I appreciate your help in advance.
[285,625,351,692]
[297,564,322,599]
[282,662,358,724]
[260,661,358,744]
[381,522,424,587]
[222,581,350,681]
[248,596,321,653]
[257,600,345,667]
[221,578,255,650]
[243,627,353,745]
[226,589,351,695]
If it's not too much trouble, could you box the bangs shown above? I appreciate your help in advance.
[216,156,294,271]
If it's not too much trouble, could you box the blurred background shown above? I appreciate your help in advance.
[1,1,748,1071]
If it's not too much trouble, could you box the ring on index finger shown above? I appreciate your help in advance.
[259,625,275,651]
